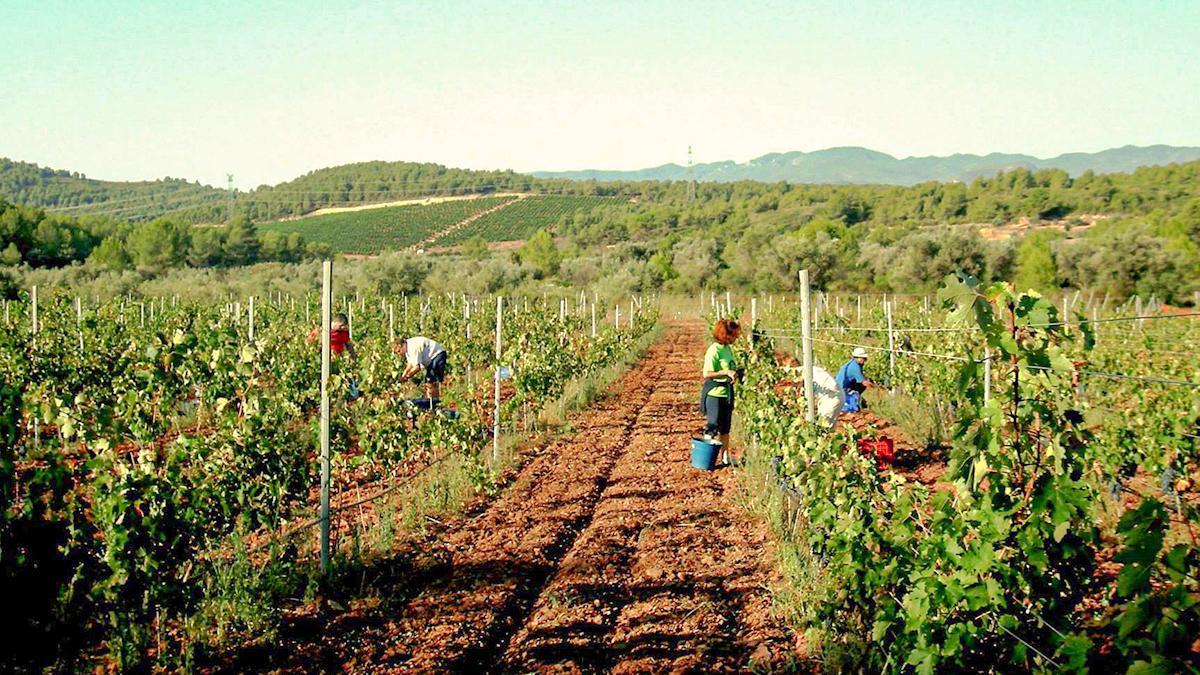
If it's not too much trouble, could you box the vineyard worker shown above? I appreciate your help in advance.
[701,319,742,465]
[306,313,355,358]
[836,347,874,413]
[394,335,449,400]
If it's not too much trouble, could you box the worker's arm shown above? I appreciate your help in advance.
[400,363,422,381]
[345,342,356,358]
[703,368,737,382]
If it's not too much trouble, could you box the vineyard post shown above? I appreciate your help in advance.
[305,298,310,324]
[463,298,470,341]
[799,270,815,424]
[591,301,597,338]
[1135,295,1142,328]
[75,297,83,351]
[319,261,333,576]
[31,285,38,334]
[493,296,502,463]
[248,296,256,343]
[886,300,896,384]
[389,304,395,343]
[751,297,757,332]
[1062,295,1069,335]
[615,304,621,329]
[140,302,145,328]
[4,300,8,326]
[629,298,634,324]
[348,302,354,340]
[857,295,862,323]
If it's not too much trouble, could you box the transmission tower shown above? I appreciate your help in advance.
[226,174,235,223]
[686,146,696,202]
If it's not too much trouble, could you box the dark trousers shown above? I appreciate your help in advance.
[704,395,734,436]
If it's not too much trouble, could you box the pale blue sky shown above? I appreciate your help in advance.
[2,0,1198,188]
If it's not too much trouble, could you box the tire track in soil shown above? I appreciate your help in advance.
[214,324,797,673]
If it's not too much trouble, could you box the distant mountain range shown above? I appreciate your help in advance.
[532,145,1200,186]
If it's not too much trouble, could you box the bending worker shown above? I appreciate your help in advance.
[394,335,449,400]
[836,347,874,412]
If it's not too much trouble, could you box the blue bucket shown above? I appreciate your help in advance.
[691,437,722,470]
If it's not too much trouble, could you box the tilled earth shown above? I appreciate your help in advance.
[217,324,799,673]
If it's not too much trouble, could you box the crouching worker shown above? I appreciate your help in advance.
[307,313,359,398]
[836,347,874,412]
[307,313,355,357]
[701,319,742,465]
[394,335,449,400]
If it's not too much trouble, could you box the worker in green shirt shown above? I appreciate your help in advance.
[700,318,743,465]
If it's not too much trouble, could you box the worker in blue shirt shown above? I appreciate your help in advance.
[836,347,874,412]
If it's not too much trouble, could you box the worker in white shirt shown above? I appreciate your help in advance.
[393,335,449,400]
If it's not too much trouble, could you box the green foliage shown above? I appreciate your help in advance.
[1014,230,1061,293]
[127,218,190,273]
[461,235,489,260]
[519,229,560,276]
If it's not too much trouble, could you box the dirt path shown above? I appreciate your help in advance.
[216,324,798,673]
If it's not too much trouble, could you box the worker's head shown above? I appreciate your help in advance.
[713,319,741,345]
[852,346,869,365]
[332,313,349,331]
[393,339,408,356]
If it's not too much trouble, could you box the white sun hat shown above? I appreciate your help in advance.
[852,347,869,359]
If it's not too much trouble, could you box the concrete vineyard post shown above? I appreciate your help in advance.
[615,304,621,329]
[591,301,597,338]
[751,297,757,332]
[348,302,354,340]
[493,297,503,463]
[1062,296,1069,335]
[31,285,38,335]
[799,270,815,424]
[318,261,333,576]
[75,297,83,351]
[857,295,862,323]
[463,298,470,341]
[4,300,8,326]
[389,304,395,343]
[248,296,256,343]
[886,300,896,384]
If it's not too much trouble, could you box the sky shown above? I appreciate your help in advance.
[2,0,1198,189]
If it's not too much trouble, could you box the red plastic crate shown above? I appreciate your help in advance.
[857,437,895,469]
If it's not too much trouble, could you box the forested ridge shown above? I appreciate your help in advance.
[3,157,1199,304]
